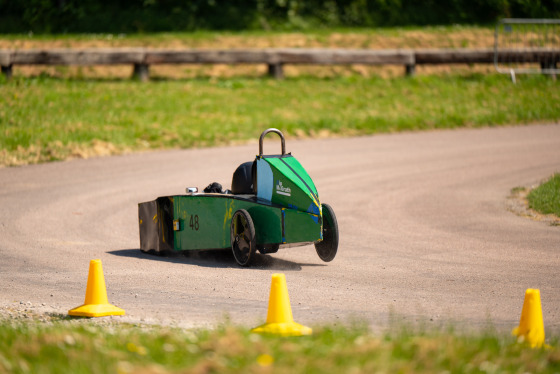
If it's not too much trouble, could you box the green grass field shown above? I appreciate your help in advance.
[1,73,559,166]
[2,27,559,166]
[528,174,560,218]
[1,318,558,374]
[0,25,496,49]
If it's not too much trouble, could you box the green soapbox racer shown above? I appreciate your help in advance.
[138,128,338,267]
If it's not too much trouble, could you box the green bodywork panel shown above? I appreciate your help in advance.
[171,194,320,251]
[173,195,282,250]
[282,208,322,244]
[256,155,321,217]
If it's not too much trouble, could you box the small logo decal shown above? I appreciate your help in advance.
[276,180,291,196]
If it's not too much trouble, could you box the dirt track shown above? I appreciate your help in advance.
[1,124,559,332]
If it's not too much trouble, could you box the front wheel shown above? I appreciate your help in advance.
[231,209,256,267]
[315,203,338,262]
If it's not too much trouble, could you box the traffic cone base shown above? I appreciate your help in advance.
[251,273,312,337]
[68,303,125,317]
[68,259,125,318]
[252,321,312,337]
[512,288,544,348]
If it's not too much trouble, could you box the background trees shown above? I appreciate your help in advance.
[0,0,559,33]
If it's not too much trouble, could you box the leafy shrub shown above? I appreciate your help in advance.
[0,0,559,33]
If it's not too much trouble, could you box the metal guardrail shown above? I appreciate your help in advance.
[495,18,560,81]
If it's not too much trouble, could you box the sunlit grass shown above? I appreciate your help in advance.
[0,25,495,49]
[1,73,558,166]
[0,318,558,373]
[528,174,560,217]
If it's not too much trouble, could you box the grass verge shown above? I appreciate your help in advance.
[1,73,559,166]
[528,174,560,218]
[0,26,496,50]
[0,318,559,373]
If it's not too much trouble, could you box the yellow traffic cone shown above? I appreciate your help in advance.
[251,273,312,336]
[68,259,125,317]
[512,288,544,348]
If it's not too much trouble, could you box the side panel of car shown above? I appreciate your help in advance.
[282,208,322,244]
[173,196,283,251]
[139,194,322,253]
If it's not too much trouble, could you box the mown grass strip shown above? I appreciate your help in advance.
[1,73,558,166]
[0,319,558,374]
[528,174,560,217]
[0,25,495,49]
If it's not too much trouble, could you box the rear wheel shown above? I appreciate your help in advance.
[315,203,338,262]
[231,209,256,266]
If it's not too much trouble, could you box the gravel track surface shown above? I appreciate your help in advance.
[1,125,559,332]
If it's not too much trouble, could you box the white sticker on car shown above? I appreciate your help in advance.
[276,180,291,196]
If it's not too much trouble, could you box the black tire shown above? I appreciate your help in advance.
[315,203,338,262]
[231,209,256,266]
[257,243,279,254]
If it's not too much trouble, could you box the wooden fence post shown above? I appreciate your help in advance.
[405,63,416,77]
[268,63,284,79]
[540,61,558,80]
[133,63,150,82]
[1,65,12,80]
